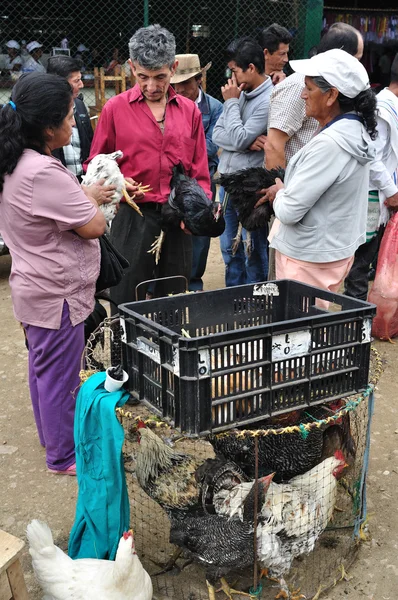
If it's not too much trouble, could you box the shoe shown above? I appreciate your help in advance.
[48,462,76,476]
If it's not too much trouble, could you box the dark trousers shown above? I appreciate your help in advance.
[344,228,384,301]
[189,235,211,291]
[109,203,192,307]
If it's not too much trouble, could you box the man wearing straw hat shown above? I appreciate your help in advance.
[171,54,223,291]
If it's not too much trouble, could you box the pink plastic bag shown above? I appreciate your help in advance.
[368,212,398,341]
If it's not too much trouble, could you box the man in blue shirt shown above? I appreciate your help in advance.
[172,54,223,291]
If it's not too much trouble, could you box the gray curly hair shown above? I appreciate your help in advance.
[129,24,176,69]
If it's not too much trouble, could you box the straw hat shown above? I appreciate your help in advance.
[171,54,211,84]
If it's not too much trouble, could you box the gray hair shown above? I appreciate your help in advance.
[311,75,333,93]
[129,24,176,69]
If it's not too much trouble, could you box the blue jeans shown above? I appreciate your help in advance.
[220,190,268,287]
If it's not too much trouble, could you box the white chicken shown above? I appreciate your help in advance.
[82,151,149,224]
[215,452,347,599]
[27,520,153,600]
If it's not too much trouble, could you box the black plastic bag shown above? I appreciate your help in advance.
[96,234,130,292]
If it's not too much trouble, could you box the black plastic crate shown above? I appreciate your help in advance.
[119,280,376,435]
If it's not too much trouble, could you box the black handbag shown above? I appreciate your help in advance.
[96,234,130,292]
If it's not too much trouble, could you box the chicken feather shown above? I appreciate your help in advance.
[27,520,152,600]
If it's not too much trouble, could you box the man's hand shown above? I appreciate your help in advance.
[180,221,192,235]
[270,71,286,85]
[82,178,116,206]
[385,191,398,212]
[249,134,268,152]
[221,73,244,101]
[254,177,284,208]
[124,177,146,201]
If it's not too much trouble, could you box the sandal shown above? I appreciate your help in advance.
[48,462,76,476]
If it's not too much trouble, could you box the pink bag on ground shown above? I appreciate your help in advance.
[368,212,398,341]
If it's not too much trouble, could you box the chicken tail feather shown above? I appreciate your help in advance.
[26,520,55,554]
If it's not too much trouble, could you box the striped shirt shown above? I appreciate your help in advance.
[63,125,83,178]
[268,73,318,163]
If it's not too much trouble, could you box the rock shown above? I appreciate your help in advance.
[0,444,18,455]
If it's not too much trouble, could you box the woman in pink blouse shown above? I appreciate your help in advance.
[0,73,106,474]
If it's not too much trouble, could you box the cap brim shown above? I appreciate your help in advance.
[289,57,320,77]
[171,70,202,84]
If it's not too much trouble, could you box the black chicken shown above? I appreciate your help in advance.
[216,166,284,255]
[169,477,269,600]
[207,403,356,483]
[148,163,225,264]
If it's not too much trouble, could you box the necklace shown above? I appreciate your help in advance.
[156,111,166,133]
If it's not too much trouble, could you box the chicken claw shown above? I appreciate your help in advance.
[275,581,305,600]
[148,230,166,265]
[122,189,143,217]
[216,577,258,599]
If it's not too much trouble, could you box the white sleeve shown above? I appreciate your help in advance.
[369,117,398,197]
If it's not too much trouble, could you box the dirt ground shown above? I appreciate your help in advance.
[1,239,397,600]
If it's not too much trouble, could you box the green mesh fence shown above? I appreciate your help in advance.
[0,0,323,105]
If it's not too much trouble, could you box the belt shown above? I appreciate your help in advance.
[136,202,164,212]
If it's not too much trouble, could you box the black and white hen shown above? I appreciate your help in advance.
[149,163,225,264]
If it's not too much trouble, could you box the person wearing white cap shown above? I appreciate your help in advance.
[22,41,46,73]
[258,49,377,306]
[5,40,22,73]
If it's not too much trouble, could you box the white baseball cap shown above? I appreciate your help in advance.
[290,48,370,99]
[26,41,43,53]
[77,44,89,52]
[6,40,20,50]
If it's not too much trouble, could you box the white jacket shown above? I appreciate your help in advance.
[271,116,375,263]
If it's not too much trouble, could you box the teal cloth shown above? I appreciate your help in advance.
[68,371,130,560]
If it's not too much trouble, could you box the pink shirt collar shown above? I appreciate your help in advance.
[128,83,181,106]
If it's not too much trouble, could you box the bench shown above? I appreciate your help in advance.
[0,530,29,600]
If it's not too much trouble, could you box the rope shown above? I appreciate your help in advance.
[85,345,383,437]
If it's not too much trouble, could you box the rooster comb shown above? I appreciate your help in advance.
[123,529,134,540]
[137,420,146,429]
[334,450,346,463]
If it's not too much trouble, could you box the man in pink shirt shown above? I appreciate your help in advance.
[86,24,211,304]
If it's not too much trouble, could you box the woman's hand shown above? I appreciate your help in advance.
[254,178,284,208]
[124,177,146,201]
[385,191,398,212]
[82,178,116,206]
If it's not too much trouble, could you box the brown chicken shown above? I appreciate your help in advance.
[135,422,201,512]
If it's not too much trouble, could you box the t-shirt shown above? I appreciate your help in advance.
[0,150,100,328]
[268,73,318,163]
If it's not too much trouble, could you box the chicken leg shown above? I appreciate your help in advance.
[122,189,144,217]
[231,222,243,256]
[216,577,258,600]
[243,230,252,258]
[148,230,166,265]
[274,578,305,600]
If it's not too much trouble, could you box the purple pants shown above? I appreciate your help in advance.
[23,301,84,470]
